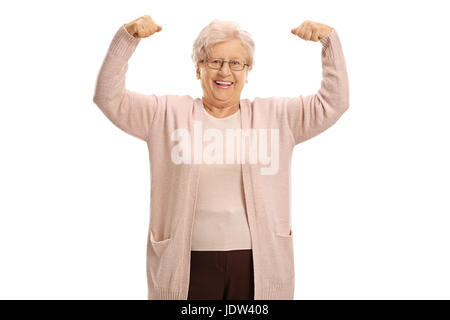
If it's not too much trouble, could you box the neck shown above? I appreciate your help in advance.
[202,98,240,118]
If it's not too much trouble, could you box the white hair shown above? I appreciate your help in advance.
[191,19,255,72]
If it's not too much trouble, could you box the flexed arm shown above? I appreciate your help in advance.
[92,15,163,141]
[284,20,350,146]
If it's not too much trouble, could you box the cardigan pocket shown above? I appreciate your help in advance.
[148,231,179,288]
[150,230,173,257]
[275,228,293,238]
[273,228,295,281]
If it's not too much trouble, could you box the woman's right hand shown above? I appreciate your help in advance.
[124,15,162,38]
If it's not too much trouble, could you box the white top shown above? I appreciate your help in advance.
[191,107,253,251]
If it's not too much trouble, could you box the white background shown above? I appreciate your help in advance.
[1,0,449,299]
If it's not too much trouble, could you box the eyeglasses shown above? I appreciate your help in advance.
[199,58,249,71]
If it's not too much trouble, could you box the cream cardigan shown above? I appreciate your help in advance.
[93,24,349,299]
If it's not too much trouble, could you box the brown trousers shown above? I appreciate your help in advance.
[187,249,254,300]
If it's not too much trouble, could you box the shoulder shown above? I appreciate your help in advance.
[251,96,297,112]
[154,94,194,111]
[250,96,275,110]
[164,94,194,105]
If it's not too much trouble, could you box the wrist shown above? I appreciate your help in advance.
[124,23,136,37]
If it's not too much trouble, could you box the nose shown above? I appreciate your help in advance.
[218,61,232,74]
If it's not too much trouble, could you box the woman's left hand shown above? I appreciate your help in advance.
[291,20,333,42]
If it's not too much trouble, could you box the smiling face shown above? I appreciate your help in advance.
[196,39,249,109]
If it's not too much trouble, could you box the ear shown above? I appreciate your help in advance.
[196,65,201,80]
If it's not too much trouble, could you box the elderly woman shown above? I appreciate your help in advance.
[93,15,349,300]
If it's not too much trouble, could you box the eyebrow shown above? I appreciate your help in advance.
[212,56,244,60]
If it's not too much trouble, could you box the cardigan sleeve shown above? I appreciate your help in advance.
[283,28,350,146]
[93,24,160,142]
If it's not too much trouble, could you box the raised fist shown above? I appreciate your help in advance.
[291,20,333,42]
[124,15,162,38]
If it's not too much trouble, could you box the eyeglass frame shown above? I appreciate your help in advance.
[199,57,249,71]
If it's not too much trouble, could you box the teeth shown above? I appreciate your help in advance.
[215,81,232,85]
